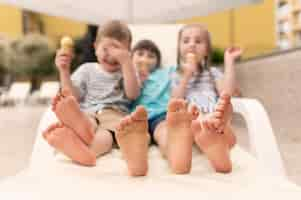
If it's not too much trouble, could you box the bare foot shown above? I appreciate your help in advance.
[166,99,193,174]
[189,104,200,120]
[191,115,232,173]
[116,106,150,176]
[52,88,94,145]
[213,93,233,133]
[43,123,96,166]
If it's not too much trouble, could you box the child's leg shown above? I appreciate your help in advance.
[115,106,150,177]
[89,127,113,157]
[165,99,194,174]
[191,93,236,173]
[153,105,199,158]
[153,121,168,158]
[52,89,94,145]
[43,123,96,166]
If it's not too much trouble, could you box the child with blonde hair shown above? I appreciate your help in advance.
[155,24,241,174]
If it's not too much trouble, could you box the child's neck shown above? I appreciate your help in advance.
[97,63,120,74]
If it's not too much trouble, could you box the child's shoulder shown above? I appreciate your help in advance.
[151,66,178,80]
[73,62,100,74]
[154,66,177,74]
[78,62,99,70]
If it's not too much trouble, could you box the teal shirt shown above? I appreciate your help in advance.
[131,66,176,120]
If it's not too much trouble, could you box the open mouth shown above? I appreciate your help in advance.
[103,57,118,66]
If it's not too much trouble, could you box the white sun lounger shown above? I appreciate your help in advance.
[31,81,60,104]
[0,82,31,106]
[0,98,301,199]
[1,25,301,199]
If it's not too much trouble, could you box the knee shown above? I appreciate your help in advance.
[103,139,114,151]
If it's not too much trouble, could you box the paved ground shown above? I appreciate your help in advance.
[236,50,301,185]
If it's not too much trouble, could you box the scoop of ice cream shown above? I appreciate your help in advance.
[60,36,74,52]
[185,53,197,64]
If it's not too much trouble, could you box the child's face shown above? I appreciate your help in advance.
[179,27,209,64]
[94,37,129,72]
[132,49,157,83]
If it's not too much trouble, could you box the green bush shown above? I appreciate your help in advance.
[10,34,56,78]
[0,39,11,72]
[211,47,224,66]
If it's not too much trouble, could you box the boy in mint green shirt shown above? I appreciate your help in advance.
[131,40,175,140]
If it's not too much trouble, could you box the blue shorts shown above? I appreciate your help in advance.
[148,112,166,143]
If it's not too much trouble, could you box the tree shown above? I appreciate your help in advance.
[9,34,56,89]
[0,39,12,86]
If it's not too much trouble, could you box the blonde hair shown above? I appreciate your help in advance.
[95,20,132,49]
[177,24,212,72]
[177,24,217,93]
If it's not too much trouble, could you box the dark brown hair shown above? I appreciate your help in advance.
[132,39,162,69]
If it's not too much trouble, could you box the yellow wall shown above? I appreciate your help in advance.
[179,11,232,50]
[39,14,87,44]
[0,4,22,39]
[0,4,86,43]
[0,1,276,58]
[179,0,277,58]
[234,0,276,58]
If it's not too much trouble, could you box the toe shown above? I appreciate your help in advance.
[52,122,62,129]
[220,92,231,100]
[214,111,223,118]
[119,118,128,130]
[61,88,73,97]
[212,118,222,130]
[132,106,148,121]
[202,120,210,131]
[44,123,57,133]
[57,123,64,128]
[43,130,52,140]
[215,104,225,112]
[183,100,189,110]
[120,116,131,129]
[207,120,215,131]
[51,95,60,110]
[189,104,199,120]
[191,120,202,134]
[168,99,183,113]
[178,100,187,113]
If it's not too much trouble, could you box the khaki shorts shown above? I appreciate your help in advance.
[89,108,127,133]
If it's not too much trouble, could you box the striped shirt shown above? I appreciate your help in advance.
[171,67,223,113]
[71,62,131,114]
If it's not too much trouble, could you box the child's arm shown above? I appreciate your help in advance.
[109,40,141,100]
[216,47,242,96]
[171,63,194,99]
[171,74,190,99]
[121,58,141,100]
[55,49,81,100]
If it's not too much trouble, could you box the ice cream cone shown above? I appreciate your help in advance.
[60,36,74,54]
